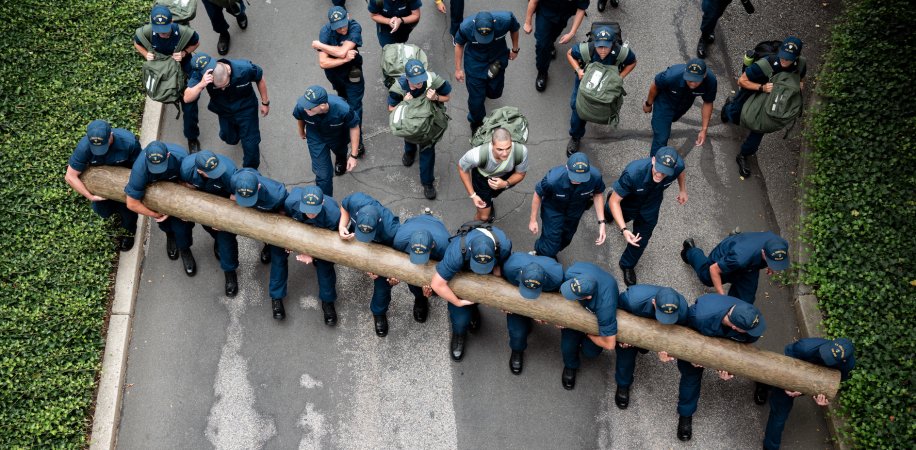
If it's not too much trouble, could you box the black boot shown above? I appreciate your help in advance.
[224,270,238,297]
[562,367,577,390]
[272,298,286,320]
[677,415,693,441]
[620,265,637,286]
[566,137,580,157]
[450,332,466,361]
[166,232,178,260]
[535,71,548,92]
[180,249,196,276]
[681,238,695,263]
[374,314,389,337]
[322,302,337,326]
[736,154,751,178]
[696,38,708,59]
[509,350,524,375]
[118,235,135,252]
[615,385,630,409]
[217,32,230,56]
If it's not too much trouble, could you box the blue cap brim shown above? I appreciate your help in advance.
[474,31,495,44]
[655,164,675,177]
[560,281,579,301]
[594,39,612,48]
[655,308,679,325]
[765,254,789,271]
[301,203,322,215]
[147,161,168,174]
[151,23,171,34]
[355,229,376,243]
[89,141,111,156]
[330,18,348,30]
[683,72,704,83]
[235,193,258,208]
[777,50,798,61]
[469,258,494,274]
[204,163,227,179]
[408,250,430,265]
[406,73,426,85]
[746,314,767,337]
[518,284,542,300]
[568,169,590,183]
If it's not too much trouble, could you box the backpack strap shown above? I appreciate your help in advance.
[175,24,195,52]
[427,72,446,91]
[135,25,154,51]
[577,42,591,66]
[614,45,630,68]
[512,142,525,166]
[388,78,407,98]
[796,56,807,77]
[476,143,489,170]
[755,58,775,79]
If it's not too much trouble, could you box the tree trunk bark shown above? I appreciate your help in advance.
[82,166,841,398]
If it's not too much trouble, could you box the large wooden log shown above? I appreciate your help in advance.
[82,166,841,398]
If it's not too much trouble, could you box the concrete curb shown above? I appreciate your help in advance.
[89,98,163,450]
[791,96,850,450]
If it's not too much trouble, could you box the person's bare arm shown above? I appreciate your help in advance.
[431,272,475,307]
[588,334,617,350]
[709,263,726,295]
[65,166,104,201]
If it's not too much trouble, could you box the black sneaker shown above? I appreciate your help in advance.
[677,415,693,441]
[450,332,466,361]
[260,243,271,264]
[423,184,437,200]
[322,302,337,326]
[681,238,695,263]
[736,154,751,178]
[180,248,197,276]
[217,32,230,56]
[402,151,416,167]
[118,235,135,252]
[535,72,548,92]
[236,13,248,30]
[225,270,238,297]
[562,367,577,390]
[566,137,580,157]
[166,232,178,260]
[272,298,286,320]
[615,385,630,409]
[374,314,389,337]
[509,350,524,375]
[696,38,708,59]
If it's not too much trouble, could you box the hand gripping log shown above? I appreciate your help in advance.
[81,166,841,398]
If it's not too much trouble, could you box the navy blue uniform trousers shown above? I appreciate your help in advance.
[700,0,732,38]
[403,142,436,186]
[507,313,533,351]
[534,10,571,73]
[650,106,689,156]
[203,226,239,272]
[371,278,425,315]
[217,108,261,169]
[201,0,246,34]
[619,206,659,269]
[268,246,338,302]
[684,247,760,304]
[158,217,194,250]
[92,200,138,235]
[466,73,506,126]
[308,140,348,198]
[561,328,605,369]
[534,204,589,258]
[677,358,705,416]
[448,303,480,334]
[763,388,796,449]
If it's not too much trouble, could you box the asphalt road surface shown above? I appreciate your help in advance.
[116,0,840,448]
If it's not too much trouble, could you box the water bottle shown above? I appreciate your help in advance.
[487,61,502,79]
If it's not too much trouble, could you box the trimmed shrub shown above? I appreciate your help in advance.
[0,1,147,447]
[802,0,916,448]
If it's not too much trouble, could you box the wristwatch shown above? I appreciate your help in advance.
[598,219,606,225]
[511,47,520,53]
[261,100,270,106]
[619,226,628,235]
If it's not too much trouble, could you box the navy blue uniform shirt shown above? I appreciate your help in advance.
[392,214,451,261]
[536,165,605,212]
[368,0,422,18]
[539,0,589,16]
[688,294,759,343]
[234,168,288,212]
[179,154,237,198]
[285,187,341,230]
[619,284,688,324]
[436,227,512,281]
[293,94,359,146]
[502,253,564,291]
[387,75,453,107]
[341,192,400,245]
[571,42,636,70]
[455,12,520,76]
[708,231,779,276]
[654,64,718,114]
[564,261,619,336]
[785,338,855,381]
[319,19,364,77]
[124,144,188,200]
[612,158,685,213]
[195,59,263,115]
[69,128,141,172]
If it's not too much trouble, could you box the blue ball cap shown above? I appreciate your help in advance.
[684,58,707,83]
[299,186,324,215]
[408,230,434,265]
[729,301,767,337]
[468,235,496,274]
[328,6,349,30]
[566,153,591,184]
[778,36,803,62]
[150,5,173,34]
[405,58,427,85]
[473,11,496,44]
[819,338,854,366]
[653,147,680,177]
[560,276,596,301]
[354,205,380,243]
[518,262,547,300]
[763,237,790,271]
[593,26,615,48]
[144,141,169,174]
[192,53,216,72]
[86,119,112,156]
[654,287,683,325]
[194,150,227,178]
[301,85,329,110]
[231,170,260,208]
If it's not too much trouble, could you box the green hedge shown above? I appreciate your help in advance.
[803,0,916,447]
[0,1,147,447]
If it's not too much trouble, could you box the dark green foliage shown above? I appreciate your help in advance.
[0,1,147,447]
[802,0,916,447]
